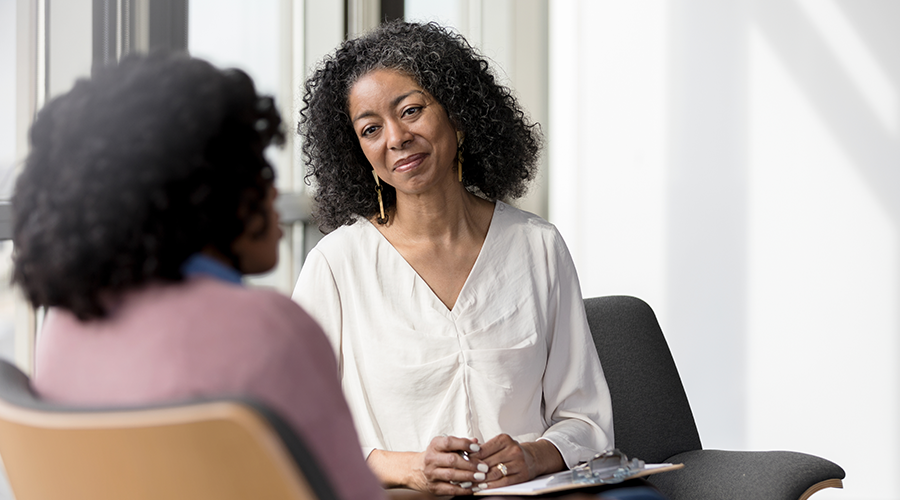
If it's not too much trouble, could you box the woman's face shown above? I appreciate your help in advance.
[232,184,282,275]
[348,69,459,197]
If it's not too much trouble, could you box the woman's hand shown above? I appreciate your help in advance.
[368,435,491,495]
[471,434,565,490]
[418,435,493,494]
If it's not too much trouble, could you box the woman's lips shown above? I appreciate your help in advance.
[393,153,427,172]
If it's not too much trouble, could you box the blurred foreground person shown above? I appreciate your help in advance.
[12,53,385,500]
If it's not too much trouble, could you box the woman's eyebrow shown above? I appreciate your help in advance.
[352,90,427,123]
[391,89,426,108]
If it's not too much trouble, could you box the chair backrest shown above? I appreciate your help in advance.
[584,296,702,464]
[0,359,339,500]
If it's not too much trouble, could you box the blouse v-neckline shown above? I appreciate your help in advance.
[364,201,502,315]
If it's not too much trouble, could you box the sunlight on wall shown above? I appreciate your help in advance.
[549,1,899,498]
[797,0,896,135]
[747,25,898,500]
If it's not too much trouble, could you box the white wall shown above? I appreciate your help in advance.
[549,1,899,499]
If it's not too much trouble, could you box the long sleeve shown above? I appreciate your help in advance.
[537,229,615,468]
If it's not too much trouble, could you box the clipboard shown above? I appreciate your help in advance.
[474,449,684,496]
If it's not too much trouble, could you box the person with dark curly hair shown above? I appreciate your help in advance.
[292,21,615,496]
[12,53,386,500]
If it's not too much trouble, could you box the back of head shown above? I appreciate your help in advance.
[12,52,284,320]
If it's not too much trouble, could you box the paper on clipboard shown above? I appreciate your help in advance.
[473,463,683,496]
[473,449,683,496]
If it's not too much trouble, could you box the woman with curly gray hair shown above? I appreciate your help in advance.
[293,21,614,496]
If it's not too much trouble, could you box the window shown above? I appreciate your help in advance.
[1,0,16,365]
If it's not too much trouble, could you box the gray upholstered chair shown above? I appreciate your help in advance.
[0,359,338,500]
[584,296,845,500]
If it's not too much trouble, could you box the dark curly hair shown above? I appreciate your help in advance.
[300,21,542,232]
[12,52,284,320]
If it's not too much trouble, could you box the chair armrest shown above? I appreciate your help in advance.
[648,449,844,500]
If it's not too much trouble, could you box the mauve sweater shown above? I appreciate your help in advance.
[33,276,384,500]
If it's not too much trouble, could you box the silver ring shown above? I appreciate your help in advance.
[497,462,508,476]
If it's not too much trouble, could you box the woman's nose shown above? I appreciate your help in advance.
[386,120,413,149]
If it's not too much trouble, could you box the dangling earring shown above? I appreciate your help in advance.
[372,170,386,221]
[456,130,465,182]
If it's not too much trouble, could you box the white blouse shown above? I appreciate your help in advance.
[292,201,614,468]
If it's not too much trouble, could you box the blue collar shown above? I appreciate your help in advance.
[180,253,243,285]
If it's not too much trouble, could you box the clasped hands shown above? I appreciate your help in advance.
[413,433,560,496]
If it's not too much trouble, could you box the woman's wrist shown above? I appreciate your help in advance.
[520,440,565,477]
[367,449,422,489]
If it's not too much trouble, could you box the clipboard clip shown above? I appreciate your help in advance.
[549,449,646,486]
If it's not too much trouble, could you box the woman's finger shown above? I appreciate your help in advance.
[472,433,512,459]
[474,435,544,488]
[431,434,481,454]
[425,435,489,474]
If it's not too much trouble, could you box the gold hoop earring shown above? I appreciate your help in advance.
[372,170,386,220]
[456,131,464,182]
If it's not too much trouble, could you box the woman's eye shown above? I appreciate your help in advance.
[361,125,379,137]
[402,106,422,117]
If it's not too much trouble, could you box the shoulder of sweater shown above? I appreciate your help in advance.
[184,278,327,343]
[184,277,307,318]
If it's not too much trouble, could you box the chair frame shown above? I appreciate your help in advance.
[0,359,338,500]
